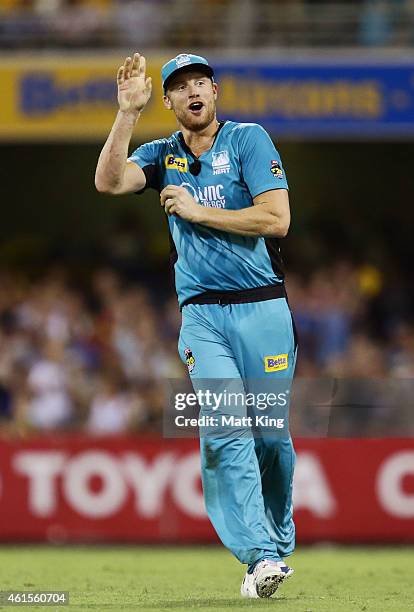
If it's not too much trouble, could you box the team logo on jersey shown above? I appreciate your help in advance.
[264,354,288,372]
[212,150,230,175]
[165,154,188,172]
[184,347,195,373]
[270,159,284,179]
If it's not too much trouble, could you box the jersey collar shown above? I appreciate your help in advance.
[178,120,226,159]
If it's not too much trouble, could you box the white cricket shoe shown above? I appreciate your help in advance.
[240,560,294,599]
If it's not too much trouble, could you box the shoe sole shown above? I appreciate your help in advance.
[256,568,294,598]
[256,572,282,598]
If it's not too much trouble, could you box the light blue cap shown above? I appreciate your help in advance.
[161,53,214,92]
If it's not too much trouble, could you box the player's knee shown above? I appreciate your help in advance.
[259,437,282,453]
[256,436,295,459]
[201,441,221,469]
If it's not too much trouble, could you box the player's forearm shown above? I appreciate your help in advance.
[95,109,140,193]
[196,204,289,238]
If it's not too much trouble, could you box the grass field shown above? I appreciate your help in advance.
[0,545,413,612]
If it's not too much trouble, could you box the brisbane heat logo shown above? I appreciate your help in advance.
[175,53,192,68]
[181,182,226,208]
[212,150,230,175]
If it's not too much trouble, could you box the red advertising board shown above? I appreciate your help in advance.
[0,436,413,543]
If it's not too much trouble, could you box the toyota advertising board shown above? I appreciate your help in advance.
[0,437,412,543]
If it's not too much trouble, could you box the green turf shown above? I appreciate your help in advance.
[0,545,412,612]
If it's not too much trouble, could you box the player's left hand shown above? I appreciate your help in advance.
[160,185,203,223]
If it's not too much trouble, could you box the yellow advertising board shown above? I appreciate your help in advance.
[1,54,409,141]
[0,56,176,141]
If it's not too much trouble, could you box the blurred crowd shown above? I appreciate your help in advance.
[0,267,184,436]
[0,261,413,437]
[1,0,413,49]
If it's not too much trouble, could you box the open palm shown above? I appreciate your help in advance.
[117,53,152,113]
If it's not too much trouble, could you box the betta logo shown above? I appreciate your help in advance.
[165,154,188,172]
[184,347,195,373]
[264,354,288,372]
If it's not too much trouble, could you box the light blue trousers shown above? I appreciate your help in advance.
[178,298,297,566]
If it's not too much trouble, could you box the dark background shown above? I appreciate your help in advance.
[3,141,413,281]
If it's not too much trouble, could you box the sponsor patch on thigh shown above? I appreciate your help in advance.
[264,354,288,372]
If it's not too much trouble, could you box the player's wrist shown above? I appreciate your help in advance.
[194,203,208,225]
[118,108,141,122]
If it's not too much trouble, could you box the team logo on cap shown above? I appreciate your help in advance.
[175,54,192,67]
[270,160,284,179]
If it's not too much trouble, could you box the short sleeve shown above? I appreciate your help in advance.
[128,140,162,192]
[238,124,288,198]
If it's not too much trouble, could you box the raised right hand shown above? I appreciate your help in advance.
[117,53,152,113]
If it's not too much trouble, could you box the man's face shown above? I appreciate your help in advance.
[163,70,218,131]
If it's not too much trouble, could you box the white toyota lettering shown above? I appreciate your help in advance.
[376,451,414,518]
[12,450,205,520]
[293,452,336,518]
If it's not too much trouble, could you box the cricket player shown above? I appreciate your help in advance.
[95,52,297,598]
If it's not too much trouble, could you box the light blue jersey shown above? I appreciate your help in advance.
[129,121,288,306]
[130,119,296,569]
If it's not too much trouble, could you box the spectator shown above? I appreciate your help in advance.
[1,0,413,49]
[113,0,166,48]
[25,340,74,431]
[52,0,110,47]
[86,369,145,434]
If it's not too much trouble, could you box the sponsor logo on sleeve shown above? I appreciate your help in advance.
[165,154,188,172]
[264,354,288,372]
[270,159,284,179]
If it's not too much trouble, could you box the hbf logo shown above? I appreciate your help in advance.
[264,354,288,372]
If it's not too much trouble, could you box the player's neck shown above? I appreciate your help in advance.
[180,118,220,158]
